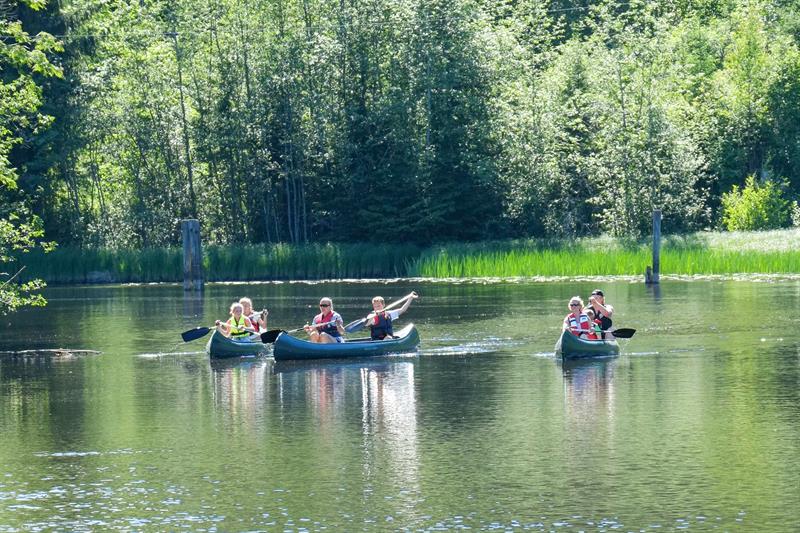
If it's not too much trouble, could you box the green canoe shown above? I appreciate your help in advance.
[206,330,270,359]
[273,323,420,361]
[554,329,619,360]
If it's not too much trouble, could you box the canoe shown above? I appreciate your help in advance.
[273,323,420,361]
[554,329,619,359]
[206,330,270,359]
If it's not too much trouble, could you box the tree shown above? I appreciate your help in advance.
[0,0,59,313]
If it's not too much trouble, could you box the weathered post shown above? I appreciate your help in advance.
[181,219,203,291]
[646,209,661,284]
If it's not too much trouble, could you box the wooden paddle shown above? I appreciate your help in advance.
[344,291,417,333]
[260,320,339,344]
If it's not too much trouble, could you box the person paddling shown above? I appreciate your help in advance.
[304,297,346,343]
[563,297,592,338]
[365,292,418,340]
[239,297,268,333]
[587,289,614,339]
[215,302,255,339]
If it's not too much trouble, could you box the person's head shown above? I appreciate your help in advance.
[590,289,604,302]
[319,297,333,312]
[229,302,244,317]
[372,296,385,311]
[568,296,584,312]
[239,297,253,314]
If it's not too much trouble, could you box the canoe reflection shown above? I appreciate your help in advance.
[558,358,617,421]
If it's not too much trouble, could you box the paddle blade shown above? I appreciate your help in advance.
[344,318,366,333]
[181,326,213,342]
[260,329,284,344]
[612,328,636,339]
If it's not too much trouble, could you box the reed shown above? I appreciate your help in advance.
[408,232,800,277]
[13,228,799,283]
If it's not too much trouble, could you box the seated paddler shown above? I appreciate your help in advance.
[563,296,592,339]
[304,297,346,343]
[215,302,256,339]
[366,292,418,340]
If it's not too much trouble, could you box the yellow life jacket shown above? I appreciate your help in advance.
[227,315,249,338]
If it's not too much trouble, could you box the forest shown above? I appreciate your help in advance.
[3,0,800,257]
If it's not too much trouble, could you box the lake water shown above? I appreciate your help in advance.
[1,279,799,531]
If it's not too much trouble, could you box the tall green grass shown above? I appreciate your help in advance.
[409,230,800,277]
[18,243,422,283]
[14,228,800,283]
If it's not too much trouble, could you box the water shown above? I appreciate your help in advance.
[1,279,799,531]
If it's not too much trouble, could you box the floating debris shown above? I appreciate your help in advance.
[0,349,101,358]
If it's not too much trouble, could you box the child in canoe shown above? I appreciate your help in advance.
[239,297,268,333]
[216,302,256,339]
[365,292,419,340]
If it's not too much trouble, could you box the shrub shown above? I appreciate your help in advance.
[721,175,792,231]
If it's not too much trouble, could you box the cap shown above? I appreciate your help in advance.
[591,289,604,296]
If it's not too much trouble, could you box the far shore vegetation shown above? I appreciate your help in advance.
[18,228,800,284]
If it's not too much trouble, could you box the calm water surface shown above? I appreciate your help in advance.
[1,279,799,531]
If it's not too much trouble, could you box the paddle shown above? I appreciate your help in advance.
[344,292,417,334]
[260,320,339,344]
[609,328,636,339]
[181,326,215,342]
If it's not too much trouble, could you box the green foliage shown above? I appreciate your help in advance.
[16,229,800,282]
[5,0,800,254]
[721,175,793,231]
[0,0,60,314]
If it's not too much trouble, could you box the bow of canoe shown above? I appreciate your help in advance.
[554,329,619,360]
[207,330,270,359]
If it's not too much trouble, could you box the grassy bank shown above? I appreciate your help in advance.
[16,228,800,284]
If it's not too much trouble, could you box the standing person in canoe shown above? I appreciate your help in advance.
[304,297,346,343]
[586,289,614,339]
[365,292,419,340]
[215,302,255,339]
[239,297,268,333]
[563,296,592,338]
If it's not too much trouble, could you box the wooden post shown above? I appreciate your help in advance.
[646,209,661,284]
[182,219,203,290]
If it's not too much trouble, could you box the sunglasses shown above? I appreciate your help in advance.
[319,303,330,307]
[569,303,580,307]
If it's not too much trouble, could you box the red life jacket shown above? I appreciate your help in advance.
[314,311,341,338]
[566,313,592,337]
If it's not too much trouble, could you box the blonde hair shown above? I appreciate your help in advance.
[229,302,244,314]
[569,296,584,309]
[239,297,253,308]
[372,296,385,304]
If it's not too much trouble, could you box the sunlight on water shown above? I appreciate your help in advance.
[0,279,798,530]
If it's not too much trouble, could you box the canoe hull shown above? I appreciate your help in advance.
[273,323,420,361]
[555,329,619,359]
[207,331,270,359]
